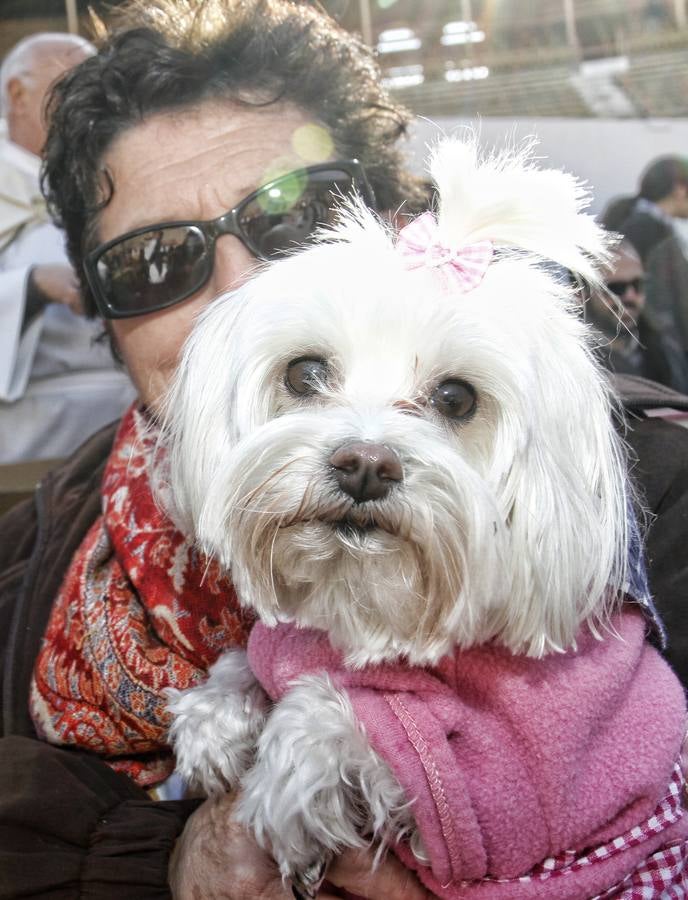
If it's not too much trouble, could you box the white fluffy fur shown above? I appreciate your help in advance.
[237,673,413,887]
[163,136,628,665]
[430,138,611,284]
[165,649,268,794]
[163,137,631,889]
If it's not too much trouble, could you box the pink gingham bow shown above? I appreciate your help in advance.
[396,211,493,293]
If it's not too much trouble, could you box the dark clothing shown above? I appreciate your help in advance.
[620,208,673,265]
[615,204,688,381]
[591,312,688,394]
[0,423,200,899]
[1,379,688,897]
[0,735,197,900]
[635,313,688,391]
[1,422,113,740]
[618,376,688,696]
[646,234,688,357]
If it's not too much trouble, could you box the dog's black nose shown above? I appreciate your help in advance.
[329,442,403,502]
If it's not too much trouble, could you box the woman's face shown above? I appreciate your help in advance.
[98,99,328,413]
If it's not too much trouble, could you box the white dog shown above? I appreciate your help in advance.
[162,139,688,899]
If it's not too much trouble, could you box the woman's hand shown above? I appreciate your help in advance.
[325,847,433,900]
[169,792,432,900]
[31,264,84,315]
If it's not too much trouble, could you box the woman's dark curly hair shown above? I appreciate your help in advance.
[42,0,423,316]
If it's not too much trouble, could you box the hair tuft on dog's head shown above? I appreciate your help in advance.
[429,134,612,288]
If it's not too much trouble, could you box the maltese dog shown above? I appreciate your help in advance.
[162,139,688,899]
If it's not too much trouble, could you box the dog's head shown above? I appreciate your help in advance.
[162,138,629,666]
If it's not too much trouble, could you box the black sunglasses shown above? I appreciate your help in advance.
[84,160,375,319]
[607,277,645,297]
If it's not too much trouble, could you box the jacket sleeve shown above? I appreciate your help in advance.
[626,415,688,688]
[0,735,200,900]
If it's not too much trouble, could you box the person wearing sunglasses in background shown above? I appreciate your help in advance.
[0,2,431,899]
[607,158,688,381]
[583,239,688,393]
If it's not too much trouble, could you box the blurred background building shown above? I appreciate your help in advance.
[338,0,688,120]
[1,0,687,212]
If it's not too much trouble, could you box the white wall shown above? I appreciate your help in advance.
[405,117,688,216]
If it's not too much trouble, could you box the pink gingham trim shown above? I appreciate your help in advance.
[461,762,686,891]
[596,839,688,898]
[396,212,493,293]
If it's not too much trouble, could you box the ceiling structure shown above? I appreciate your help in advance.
[1,0,687,116]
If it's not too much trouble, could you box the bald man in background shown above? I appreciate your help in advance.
[0,34,135,463]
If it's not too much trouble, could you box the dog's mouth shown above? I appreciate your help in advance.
[332,519,379,539]
[283,501,408,540]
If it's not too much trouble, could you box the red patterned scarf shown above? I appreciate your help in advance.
[30,404,254,787]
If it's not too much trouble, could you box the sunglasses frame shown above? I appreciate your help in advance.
[607,277,645,298]
[84,159,375,319]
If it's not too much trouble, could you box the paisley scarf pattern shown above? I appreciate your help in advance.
[30,404,254,787]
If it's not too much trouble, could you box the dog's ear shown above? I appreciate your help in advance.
[429,136,612,287]
[159,289,249,538]
[488,311,629,657]
[426,136,629,656]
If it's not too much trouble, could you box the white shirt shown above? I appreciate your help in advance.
[0,137,136,463]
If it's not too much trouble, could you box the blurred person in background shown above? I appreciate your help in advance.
[617,156,688,265]
[584,239,688,392]
[603,168,688,378]
[600,194,636,233]
[0,32,135,463]
[644,214,688,371]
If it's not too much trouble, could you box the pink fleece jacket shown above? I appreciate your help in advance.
[247,609,688,899]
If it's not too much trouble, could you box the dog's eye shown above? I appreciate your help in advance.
[430,379,476,420]
[285,357,329,396]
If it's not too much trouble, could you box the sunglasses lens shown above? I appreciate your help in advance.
[608,277,645,297]
[90,163,374,317]
[239,168,367,260]
[95,225,210,316]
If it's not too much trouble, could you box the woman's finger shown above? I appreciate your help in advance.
[324,848,431,900]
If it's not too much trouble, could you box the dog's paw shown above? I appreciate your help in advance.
[235,675,366,882]
[237,672,413,887]
[289,852,332,900]
[165,649,268,795]
[165,699,241,795]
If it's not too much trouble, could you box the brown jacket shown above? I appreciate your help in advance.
[0,423,199,899]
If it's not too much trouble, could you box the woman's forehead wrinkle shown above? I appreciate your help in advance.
[97,101,315,240]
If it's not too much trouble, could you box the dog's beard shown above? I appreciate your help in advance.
[197,412,503,667]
